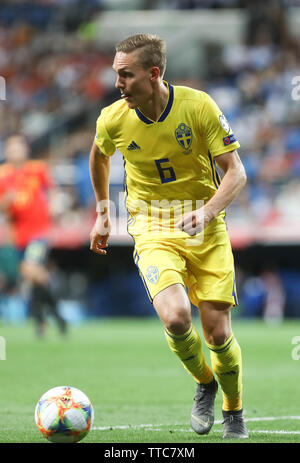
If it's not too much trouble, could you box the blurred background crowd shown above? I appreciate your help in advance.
[0,0,299,326]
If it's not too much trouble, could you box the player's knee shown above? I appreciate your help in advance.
[164,306,191,336]
[154,286,191,335]
[200,302,232,346]
[165,317,191,336]
[205,328,231,347]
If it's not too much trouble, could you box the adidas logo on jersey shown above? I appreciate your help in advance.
[127,141,140,150]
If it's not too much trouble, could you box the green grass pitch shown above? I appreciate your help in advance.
[0,317,300,443]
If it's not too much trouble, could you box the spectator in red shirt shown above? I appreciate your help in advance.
[0,133,67,336]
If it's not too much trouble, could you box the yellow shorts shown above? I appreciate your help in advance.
[133,231,237,307]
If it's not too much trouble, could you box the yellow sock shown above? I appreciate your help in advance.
[206,333,242,411]
[165,324,214,384]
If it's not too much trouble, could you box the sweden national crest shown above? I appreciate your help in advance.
[175,123,193,151]
[146,266,159,284]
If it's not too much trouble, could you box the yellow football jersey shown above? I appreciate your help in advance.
[94,82,240,237]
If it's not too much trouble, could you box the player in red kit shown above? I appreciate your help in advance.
[0,134,67,336]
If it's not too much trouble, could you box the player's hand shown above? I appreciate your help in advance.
[176,206,214,236]
[89,213,111,255]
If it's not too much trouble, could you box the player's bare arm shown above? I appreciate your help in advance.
[89,142,111,255]
[177,150,247,236]
[0,189,17,212]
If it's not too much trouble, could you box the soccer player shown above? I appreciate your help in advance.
[89,34,248,439]
[0,134,67,337]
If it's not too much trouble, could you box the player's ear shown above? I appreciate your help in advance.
[150,66,160,82]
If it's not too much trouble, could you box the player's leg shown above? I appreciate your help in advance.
[20,259,47,336]
[134,238,213,385]
[29,277,67,335]
[184,231,247,437]
[28,285,46,337]
[153,284,217,436]
[199,301,248,438]
[153,283,213,384]
[199,301,240,408]
[20,241,67,336]
[134,237,216,434]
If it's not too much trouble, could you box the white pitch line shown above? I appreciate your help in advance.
[92,426,300,436]
[243,416,300,423]
[92,415,300,434]
[254,430,300,435]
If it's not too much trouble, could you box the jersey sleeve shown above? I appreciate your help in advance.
[0,165,11,199]
[94,110,116,157]
[39,162,55,189]
[199,92,240,157]
[0,169,5,198]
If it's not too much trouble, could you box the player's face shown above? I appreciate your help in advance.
[4,135,29,165]
[113,51,154,109]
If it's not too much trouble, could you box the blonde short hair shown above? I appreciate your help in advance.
[115,33,167,77]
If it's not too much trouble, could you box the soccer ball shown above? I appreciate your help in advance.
[35,386,94,443]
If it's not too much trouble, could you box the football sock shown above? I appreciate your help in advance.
[206,333,242,411]
[31,284,67,332]
[165,324,214,384]
[31,284,55,307]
